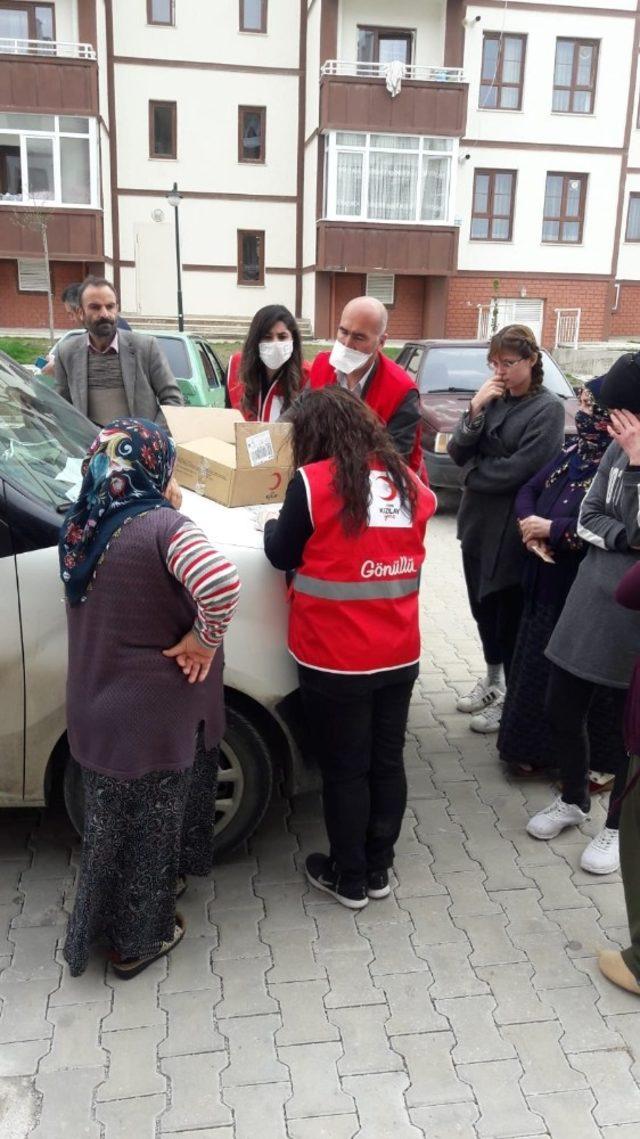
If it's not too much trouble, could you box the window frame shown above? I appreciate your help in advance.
[239,0,267,34]
[237,229,265,287]
[0,113,97,208]
[356,25,415,65]
[148,100,177,161]
[146,0,174,25]
[238,105,266,165]
[470,168,517,242]
[479,32,527,112]
[552,38,599,115]
[625,193,640,243]
[0,2,55,42]
[542,171,588,244]
[326,131,454,226]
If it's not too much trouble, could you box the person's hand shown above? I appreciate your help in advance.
[520,515,552,543]
[469,376,506,418]
[164,476,182,510]
[249,505,281,531]
[608,409,640,465]
[163,632,217,684]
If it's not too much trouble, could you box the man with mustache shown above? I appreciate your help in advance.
[55,276,183,429]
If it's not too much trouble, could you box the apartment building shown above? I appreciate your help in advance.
[1,0,638,347]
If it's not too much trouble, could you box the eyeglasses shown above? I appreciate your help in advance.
[489,358,524,371]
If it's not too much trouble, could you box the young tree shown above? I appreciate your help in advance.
[12,198,55,346]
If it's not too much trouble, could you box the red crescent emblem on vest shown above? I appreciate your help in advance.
[269,471,282,491]
[377,474,398,502]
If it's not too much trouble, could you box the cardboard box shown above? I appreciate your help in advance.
[163,406,293,507]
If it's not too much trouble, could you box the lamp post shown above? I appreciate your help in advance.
[166,182,184,332]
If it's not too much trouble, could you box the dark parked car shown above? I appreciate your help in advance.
[395,339,579,489]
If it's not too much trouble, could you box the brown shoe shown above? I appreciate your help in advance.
[111,913,186,980]
[598,949,640,995]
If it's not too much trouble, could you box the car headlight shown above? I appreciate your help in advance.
[433,432,452,454]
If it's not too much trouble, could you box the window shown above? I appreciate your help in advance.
[147,0,174,25]
[542,173,587,243]
[327,132,454,224]
[471,169,516,240]
[0,3,54,45]
[626,194,640,242]
[238,230,264,285]
[357,26,413,66]
[240,0,266,33]
[552,39,598,114]
[480,33,526,110]
[0,113,96,206]
[238,106,266,164]
[17,258,49,292]
[149,101,177,159]
[366,273,395,304]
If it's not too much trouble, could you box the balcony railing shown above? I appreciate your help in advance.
[321,60,465,84]
[0,38,96,60]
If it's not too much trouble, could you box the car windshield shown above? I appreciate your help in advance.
[154,336,192,380]
[0,364,95,510]
[419,346,573,398]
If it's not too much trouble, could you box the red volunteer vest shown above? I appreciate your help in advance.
[309,351,425,477]
[227,353,310,422]
[289,458,437,674]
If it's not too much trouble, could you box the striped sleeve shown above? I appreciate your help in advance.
[166,522,241,649]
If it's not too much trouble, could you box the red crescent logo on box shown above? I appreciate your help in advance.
[269,472,282,491]
[377,474,398,502]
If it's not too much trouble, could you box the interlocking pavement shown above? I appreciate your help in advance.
[1,504,640,1138]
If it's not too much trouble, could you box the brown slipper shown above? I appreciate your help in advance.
[111,913,186,980]
[598,949,640,995]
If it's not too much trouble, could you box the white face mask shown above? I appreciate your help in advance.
[329,339,372,375]
[258,339,294,370]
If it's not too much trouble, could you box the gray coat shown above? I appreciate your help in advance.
[546,441,640,687]
[55,329,183,427]
[448,388,565,597]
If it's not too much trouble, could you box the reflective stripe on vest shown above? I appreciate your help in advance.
[294,573,420,601]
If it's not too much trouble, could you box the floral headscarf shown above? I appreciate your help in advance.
[565,377,611,484]
[59,418,176,605]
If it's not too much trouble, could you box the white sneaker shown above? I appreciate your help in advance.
[580,827,620,875]
[526,795,588,840]
[457,678,504,714]
[469,693,505,733]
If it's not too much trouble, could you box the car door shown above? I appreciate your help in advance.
[0,482,25,804]
[196,340,226,407]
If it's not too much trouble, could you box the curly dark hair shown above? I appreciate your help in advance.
[488,323,544,393]
[240,304,304,418]
[290,387,418,534]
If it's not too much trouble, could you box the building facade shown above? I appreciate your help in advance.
[1,0,638,346]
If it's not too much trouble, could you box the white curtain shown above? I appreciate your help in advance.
[368,151,417,221]
[420,157,448,221]
[336,151,363,216]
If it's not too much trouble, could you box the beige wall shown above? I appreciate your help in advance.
[337,0,446,67]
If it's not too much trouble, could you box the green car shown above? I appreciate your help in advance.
[35,329,227,409]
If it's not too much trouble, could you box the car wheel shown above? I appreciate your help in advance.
[63,708,274,858]
[214,707,273,857]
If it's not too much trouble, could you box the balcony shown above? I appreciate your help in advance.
[0,39,98,116]
[317,221,458,276]
[0,206,103,261]
[320,60,468,137]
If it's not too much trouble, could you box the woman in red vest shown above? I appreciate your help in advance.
[263,387,436,909]
[226,304,310,421]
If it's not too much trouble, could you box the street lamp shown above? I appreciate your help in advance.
[166,182,184,332]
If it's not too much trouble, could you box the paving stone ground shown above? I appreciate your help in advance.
[1,503,640,1138]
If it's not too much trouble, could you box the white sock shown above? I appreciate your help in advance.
[486,664,505,689]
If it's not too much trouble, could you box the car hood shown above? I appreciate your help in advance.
[421,392,579,434]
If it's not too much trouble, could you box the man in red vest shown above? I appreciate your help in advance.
[310,297,424,475]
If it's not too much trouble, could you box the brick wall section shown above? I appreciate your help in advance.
[0,260,86,331]
[330,273,427,339]
[445,275,611,347]
[611,283,640,337]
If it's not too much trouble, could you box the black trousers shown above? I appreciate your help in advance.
[545,663,629,829]
[462,553,523,681]
[300,671,415,884]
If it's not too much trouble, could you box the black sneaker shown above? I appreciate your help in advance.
[367,870,391,899]
[305,853,368,910]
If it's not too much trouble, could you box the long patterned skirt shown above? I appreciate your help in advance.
[64,735,218,977]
